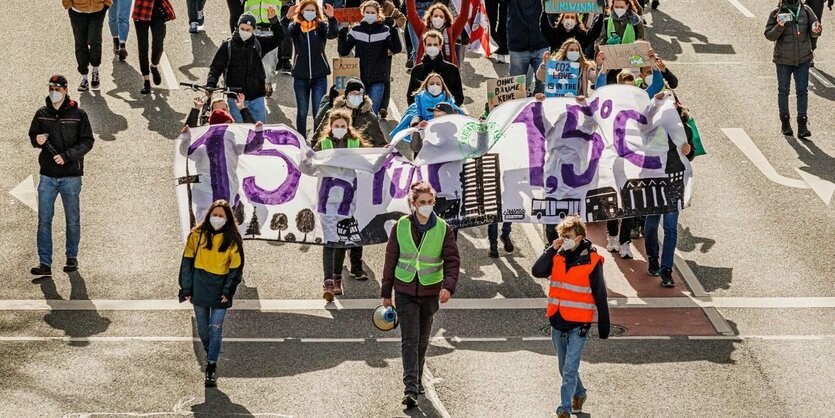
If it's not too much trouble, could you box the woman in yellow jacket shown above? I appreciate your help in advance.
[179,199,244,387]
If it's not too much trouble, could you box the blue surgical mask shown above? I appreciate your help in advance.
[567,51,581,62]
[364,13,377,24]
[303,10,317,21]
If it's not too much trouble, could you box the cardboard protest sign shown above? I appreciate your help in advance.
[332,8,363,24]
[332,58,361,93]
[544,0,602,14]
[544,60,581,97]
[487,75,527,110]
[598,42,653,69]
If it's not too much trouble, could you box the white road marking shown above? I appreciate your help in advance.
[724,128,835,205]
[158,52,179,90]
[387,96,402,121]
[3,335,835,343]
[9,174,37,212]
[422,366,452,418]
[727,0,755,18]
[4,297,835,311]
[810,68,835,88]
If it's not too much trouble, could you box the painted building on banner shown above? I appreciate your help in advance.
[584,187,620,222]
[620,139,686,216]
[452,154,502,227]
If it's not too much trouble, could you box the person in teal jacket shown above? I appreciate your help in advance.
[179,199,244,388]
[390,72,465,138]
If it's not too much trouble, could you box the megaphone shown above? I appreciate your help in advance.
[372,305,399,331]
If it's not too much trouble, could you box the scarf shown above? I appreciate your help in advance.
[295,16,319,33]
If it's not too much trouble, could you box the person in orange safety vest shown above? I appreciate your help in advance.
[531,215,610,418]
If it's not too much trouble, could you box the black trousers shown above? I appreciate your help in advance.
[485,0,508,54]
[395,292,439,396]
[322,245,364,278]
[134,18,167,76]
[69,8,107,75]
[227,0,244,34]
[607,217,634,245]
[807,0,825,51]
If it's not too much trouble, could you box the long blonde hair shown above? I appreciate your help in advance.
[411,72,452,97]
[553,38,594,70]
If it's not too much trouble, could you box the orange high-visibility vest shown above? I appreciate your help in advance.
[546,252,603,322]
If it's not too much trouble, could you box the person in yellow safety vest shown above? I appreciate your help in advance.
[531,215,610,418]
[381,181,460,409]
[244,0,284,28]
[313,109,371,301]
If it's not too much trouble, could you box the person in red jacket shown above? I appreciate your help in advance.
[132,0,176,94]
[381,181,460,408]
[531,215,609,418]
[405,0,470,67]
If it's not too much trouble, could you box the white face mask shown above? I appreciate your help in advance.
[425,46,441,58]
[416,204,434,217]
[431,17,445,28]
[239,30,253,41]
[566,51,581,62]
[347,95,363,108]
[562,19,576,30]
[427,84,443,96]
[364,13,377,24]
[644,74,654,86]
[209,216,227,231]
[560,237,578,252]
[613,8,627,17]
[303,10,317,21]
[331,127,348,139]
[49,91,64,103]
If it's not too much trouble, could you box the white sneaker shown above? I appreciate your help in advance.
[606,236,620,252]
[619,242,634,259]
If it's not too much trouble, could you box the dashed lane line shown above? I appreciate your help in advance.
[727,0,755,18]
[3,297,835,311]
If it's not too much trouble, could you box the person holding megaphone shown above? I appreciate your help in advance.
[381,181,460,408]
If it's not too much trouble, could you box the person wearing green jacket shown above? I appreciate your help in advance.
[594,0,645,53]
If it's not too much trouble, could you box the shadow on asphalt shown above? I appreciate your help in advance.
[676,225,732,293]
[644,9,733,62]
[784,129,835,186]
[179,32,219,82]
[191,387,254,417]
[77,81,128,142]
[106,60,186,140]
[31,271,111,347]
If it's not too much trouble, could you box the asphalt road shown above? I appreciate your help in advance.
[1,0,835,416]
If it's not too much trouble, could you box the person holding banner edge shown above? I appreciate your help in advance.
[314,109,372,300]
[381,181,460,408]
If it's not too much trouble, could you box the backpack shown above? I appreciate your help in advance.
[223,37,262,87]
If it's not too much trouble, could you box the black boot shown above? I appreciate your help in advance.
[488,244,499,258]
[30,264,52,276]
[204,363,217,387]
[112,37,119,54]
[780,114,794,136]
[797,116,811,139]
[141,79,151,94]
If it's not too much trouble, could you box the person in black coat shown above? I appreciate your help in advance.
[27,75,95,276]
[206,12,285,124]
[406,30,464,106]
[540,12,591,52]
[805,0,833,55]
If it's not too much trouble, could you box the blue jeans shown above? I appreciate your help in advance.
[644,211,679,271]
[366,82,386,115]
[509,47,548,94]
[552,326,588,415]
[108,0,131,42]
[37,176,82,267]
[407,23,419,61]
[776,61,811,117]
[227,96,267,124]
[487,222,512,244]
[194,306,228,364]
[293,76,328,135]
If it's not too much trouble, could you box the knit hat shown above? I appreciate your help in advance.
[48,74,68,88]
[238,13,257,29]
[427,102,455,114]
[344,78,365,95]
[209,109,234,125]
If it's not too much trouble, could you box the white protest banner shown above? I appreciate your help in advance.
[544,60,581,97]
[175,86,692,246]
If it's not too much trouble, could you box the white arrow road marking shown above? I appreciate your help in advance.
[727,0,755,18]
[9,175,37,212]
[724,128,834,205]
[723,128,808,188]
[810,68,835,89]
[796,169,835,205]
[158,52,179,91]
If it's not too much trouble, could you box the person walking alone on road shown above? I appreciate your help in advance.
[314,110,372,301]
[179,199,244,388]
[28,75,95,277]
[765,0,822,138]
[133,0,176,94]
[64,0,112,92]
[382,181,460,408]
[108,0,132,61]
[531,215,609,418]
